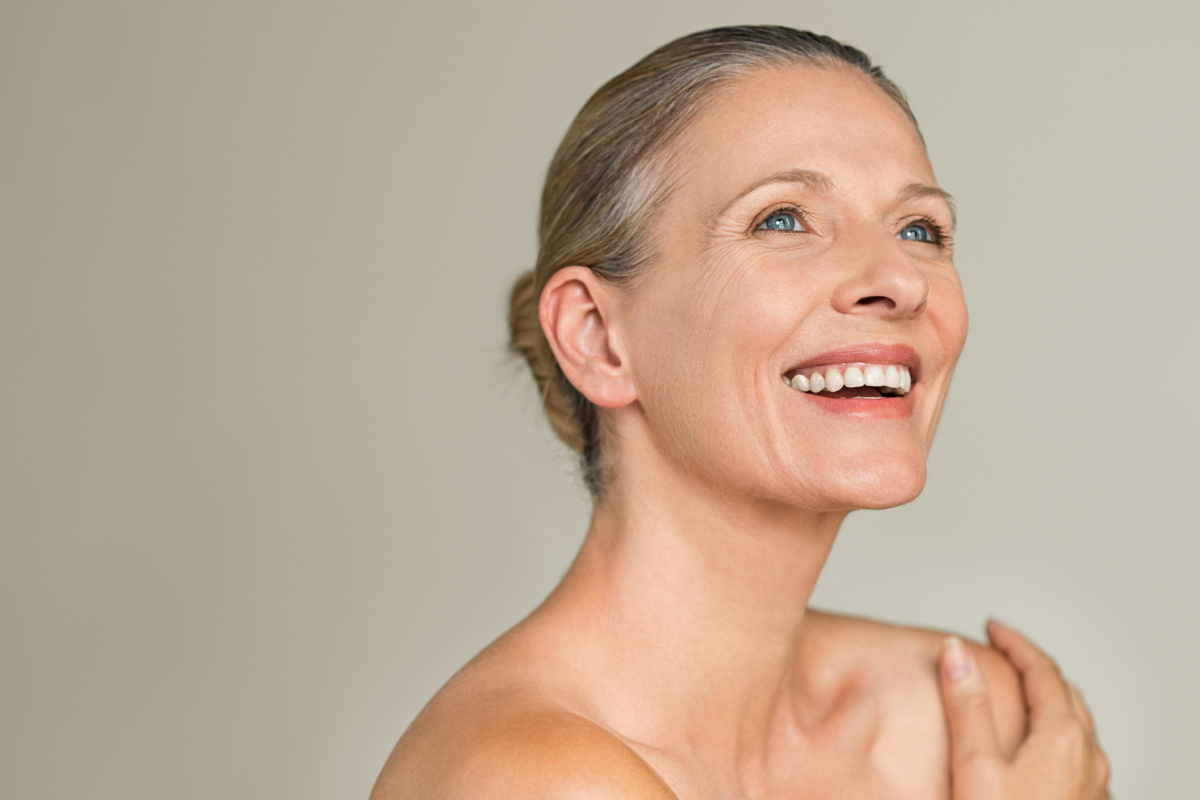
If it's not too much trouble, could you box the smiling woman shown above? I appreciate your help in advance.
[371,26,1110,800]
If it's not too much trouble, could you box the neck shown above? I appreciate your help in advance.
[541,449,847,775]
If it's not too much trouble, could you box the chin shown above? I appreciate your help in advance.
[815,455,928,511]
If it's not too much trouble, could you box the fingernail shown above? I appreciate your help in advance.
[944,636,971,681]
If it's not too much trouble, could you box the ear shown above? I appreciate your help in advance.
[539,267,636,409]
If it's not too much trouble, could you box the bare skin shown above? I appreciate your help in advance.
[373,64,1109,799]
[376,605,1025,799]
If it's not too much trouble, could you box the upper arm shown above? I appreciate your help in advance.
[970,640,1028,757]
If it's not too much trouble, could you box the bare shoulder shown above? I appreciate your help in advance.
[370,668,678,800]
[805,610,1026,754]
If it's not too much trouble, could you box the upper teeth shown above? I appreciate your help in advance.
[784,364,912,395]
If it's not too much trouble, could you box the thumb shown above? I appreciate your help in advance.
[940,636,1003,769]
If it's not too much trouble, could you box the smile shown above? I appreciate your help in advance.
[783,363,912,397]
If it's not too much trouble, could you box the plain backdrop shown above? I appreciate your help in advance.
[2,1,1197,797]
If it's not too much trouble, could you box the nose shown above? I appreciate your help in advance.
[830,227,930,320]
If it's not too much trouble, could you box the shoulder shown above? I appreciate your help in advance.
[456,709,679,799]
[371,684,678,800]
[805,610,1026,755]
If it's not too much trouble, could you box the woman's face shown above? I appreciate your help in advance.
[614,64,968,512]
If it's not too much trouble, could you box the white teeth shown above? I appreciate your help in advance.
[784,363,913,397]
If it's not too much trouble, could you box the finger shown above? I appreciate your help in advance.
[1067,683,1096,735]
[1066,683,1086,722]
[986,619,1073,726]
[940,636,1003,768]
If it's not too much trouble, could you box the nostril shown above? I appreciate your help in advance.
[855,296,896,310]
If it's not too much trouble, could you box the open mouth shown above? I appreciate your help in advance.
[783,363,912,398]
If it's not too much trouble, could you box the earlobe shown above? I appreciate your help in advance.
[539,267,636,409]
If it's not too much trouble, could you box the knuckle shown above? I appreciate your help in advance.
[950,689,990,719]
[1024,661,1062,693]
[1038,656,1065,682]
[1057,719,1091,760]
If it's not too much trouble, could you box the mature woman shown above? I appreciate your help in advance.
[373,26,1109,799]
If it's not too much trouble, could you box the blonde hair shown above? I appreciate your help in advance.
[509,25,919,496]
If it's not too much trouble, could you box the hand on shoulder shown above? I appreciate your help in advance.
[800,609,1027,756]
[962,631,1027,757]
[939,620,1110,800]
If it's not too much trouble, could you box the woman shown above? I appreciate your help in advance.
[373,26,1109,799]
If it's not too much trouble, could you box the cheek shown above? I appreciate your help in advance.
[691,252,807,353]
[625,265,796,464]
[918,273,968,451]
[916,263,966,354]
[934,274,969,361]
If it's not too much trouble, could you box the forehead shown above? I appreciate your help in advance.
[665,64,936,212]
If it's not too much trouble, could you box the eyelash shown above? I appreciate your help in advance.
[754,204,809,232]
[755,206,952,249]
[907,217,952,248]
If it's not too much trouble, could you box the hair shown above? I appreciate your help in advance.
[509,25,920,497]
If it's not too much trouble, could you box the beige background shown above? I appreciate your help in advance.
[2,1,1196,797]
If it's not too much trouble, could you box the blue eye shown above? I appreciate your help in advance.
[758,211,803,232]
[897,223,934,242]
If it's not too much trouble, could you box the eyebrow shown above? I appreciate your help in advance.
[715,169,835,219]
[714,170,958,230]
[899,182,958,230]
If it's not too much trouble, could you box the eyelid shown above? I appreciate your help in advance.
[752,203,809,233]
